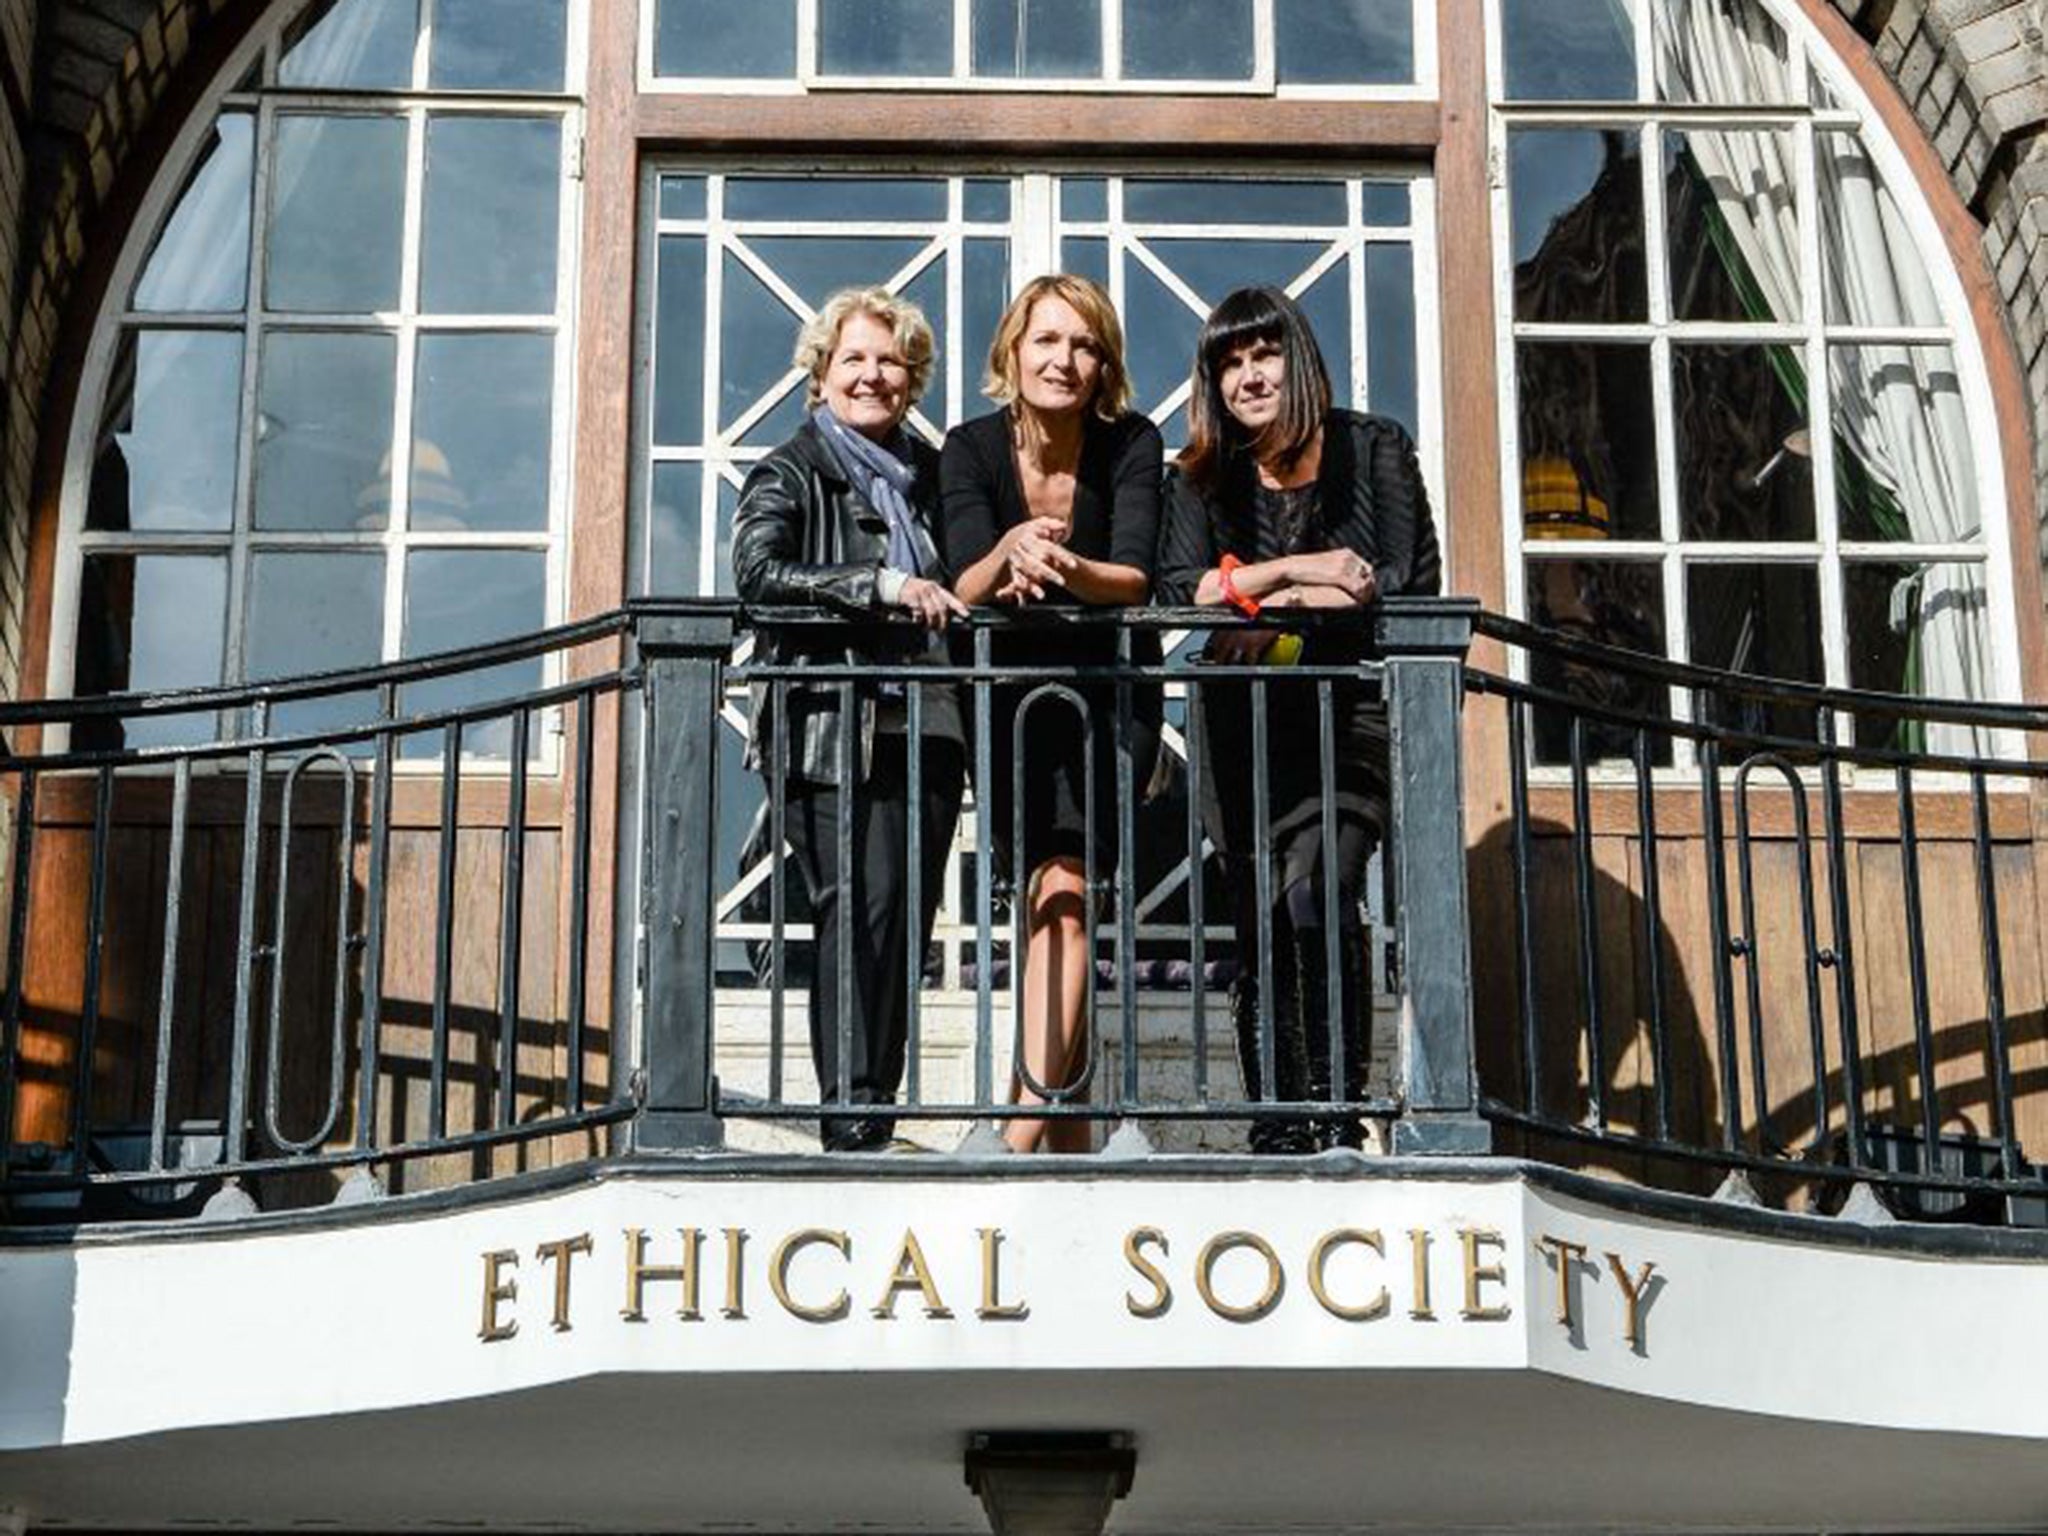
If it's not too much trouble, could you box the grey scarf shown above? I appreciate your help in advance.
[811,405,926,576]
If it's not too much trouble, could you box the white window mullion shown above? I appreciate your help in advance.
[953,0,971,79]
[1016,173,1057,293]
[946,178,966,425]
[1251,0,1276,91]
[1346,179,1368,413]
[700,177,729,593]
[414,0,436,89]
[223,91,280,697]
[1103,0,1123,84]
[1410,170,1446,549]
[1796,117,1848,704]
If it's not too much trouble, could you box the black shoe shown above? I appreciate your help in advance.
[820,1115,892,1152]
[1233,961,1317,1155]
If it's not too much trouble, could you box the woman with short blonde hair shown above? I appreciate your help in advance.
[939,272,1163,1154]
[730,285,967,1153]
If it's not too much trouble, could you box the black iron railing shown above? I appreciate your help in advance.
[5,596,2045,1223]
[1469,613,2048,1216]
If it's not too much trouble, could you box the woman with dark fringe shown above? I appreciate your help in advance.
[1156,286,1441,1152]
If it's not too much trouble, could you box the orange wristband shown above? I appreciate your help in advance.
[1218,554,1261,618]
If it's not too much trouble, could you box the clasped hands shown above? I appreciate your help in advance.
[992,516,1077,605]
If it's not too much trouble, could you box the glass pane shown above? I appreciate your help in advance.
[1060,235,1110,292]
[1687,562,1821,741]
[1061,177,1108,222]
[654,236,707,447]
[430,0,567,89]
[965,178,1011,222]
[1510,128,1646,324]
[818,0,954,76]
[1276,0,1412,85]
[1672,343,1812,541]
[1845,561,1994,750]
[1524,558,1670,764]
[1124,256,1202,415]
[412,332,554,532]
[281,0,416,89]
[1819,132,1943,329]
[255,330,397,531]
[725,176,949,222]
[964,237,1012,414]
[743,235,932,305]
[402,550,546,749]
[660,175,708,221]
[421,116,561,315]
[720,253,803,434]
[1143,237,1330,309]
[657,0,797,76]
[1830,345,1979,545]
[1365,243,1416,436]
[1656,0,1791,104]
[267,115,406,313]
[1501,0,1636,101]
[736,386,809,448]
[1122,0,1254,80]
[1666,129,1800,323]
[246,551,386,741]
[135,115,252,312]
[716,477,742,595]
[1517,343,1659,540]
[74,555,227,751]
[1125,178,1345,226]
[89,330,241,533]
[973,0,1101,77]
[1297,262,1352,411]
[1360,180,1410,227]
[648,462,705,596]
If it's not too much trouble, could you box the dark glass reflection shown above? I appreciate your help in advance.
[1672,344,1812,541]
[1360,181,1410,227]
[1525,558,1670,764]
[1845,561,1990,749]
[412,332,554,532]
[74,554,227,751]
[648,462,704,596]
[1121,0,1254,79]
[1125,179,1346,227]
[716,477,741,596]
[725,177,949,222]
[1124,256,1200,416]
[135,116,252,313]
[267,115,406,313]
[401,550,546,753]
[719,253,803,434]
[654,236,707,446]
[818,0,954,75]
[972,0,1101,77]
[1365,243,1416,436]
[1276,0,1411,84]
[1501,0,1637,101]
[964,237,1012,402]
[421,116,561,315]
[1665,129,1799,323]
[1510,128,1645,325]
[255,330,397,531]
[1144,238,1329,309]
[246,551,386,742]
[431,0,567,89]
[1687,562,1821,742]
[1059,235,1110,292]
[656,0,797,76]
[1517,342,1659,540]
[743,236,931,306]
[281,0,416,89]
[965,179,1012,222]
[90,330,241,532]
[1297,264,1352,415]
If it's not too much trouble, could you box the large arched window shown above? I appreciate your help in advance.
[1492,0,2015,754]
[54,0,584,749]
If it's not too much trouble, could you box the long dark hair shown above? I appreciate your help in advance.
[1178,286,1332,493]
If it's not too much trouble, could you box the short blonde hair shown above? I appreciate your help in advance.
[982,273,1133,421]
[793,287,937,408]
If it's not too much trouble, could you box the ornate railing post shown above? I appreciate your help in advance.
[632,604,737,1152]
[1379,597,1489,1155]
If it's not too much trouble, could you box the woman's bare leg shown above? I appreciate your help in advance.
[1005,855,1094,1153]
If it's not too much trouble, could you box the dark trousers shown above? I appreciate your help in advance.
[782,734,964,1149]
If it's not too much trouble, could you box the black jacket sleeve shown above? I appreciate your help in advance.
[1153,467,1219,607]
[937,421,1004,581]
[1327,415,1441,599]
[729,451,882,613]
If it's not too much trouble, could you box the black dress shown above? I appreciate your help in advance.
[939,408,1164,878]
[1155,408,1441,1149]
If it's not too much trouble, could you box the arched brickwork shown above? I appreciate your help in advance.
[4,0,2048,703]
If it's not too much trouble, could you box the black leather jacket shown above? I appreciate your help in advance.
[730,417,954,783]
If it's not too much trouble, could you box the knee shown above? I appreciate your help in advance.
[1029,857,1089,933]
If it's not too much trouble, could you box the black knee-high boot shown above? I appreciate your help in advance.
[1294,915,1371,1151]
[1233,943,1318,1156]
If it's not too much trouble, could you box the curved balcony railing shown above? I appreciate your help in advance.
[0,597,2043,1225]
